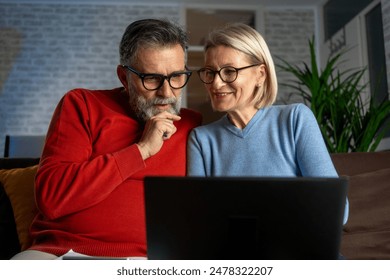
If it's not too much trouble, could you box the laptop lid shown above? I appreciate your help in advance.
[144,176,348,260]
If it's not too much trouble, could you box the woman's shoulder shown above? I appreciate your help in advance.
[267,103,313,118]
[269,103,309,112]
[260,104,315,129]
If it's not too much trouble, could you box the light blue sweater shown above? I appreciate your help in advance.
[187,103,348,223]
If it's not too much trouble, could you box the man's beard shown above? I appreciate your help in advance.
[128,85,182,122]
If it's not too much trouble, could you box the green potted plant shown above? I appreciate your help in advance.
[277,38,390,153]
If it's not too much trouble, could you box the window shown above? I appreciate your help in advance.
[323,0,374,41]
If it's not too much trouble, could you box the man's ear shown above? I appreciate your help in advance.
[117,65,128,89]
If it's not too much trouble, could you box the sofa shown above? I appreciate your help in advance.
[1,152,389,260]
[331,151,390,259]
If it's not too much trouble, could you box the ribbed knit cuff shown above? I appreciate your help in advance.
[113,144,146,180]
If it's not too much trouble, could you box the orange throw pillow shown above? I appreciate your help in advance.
[0,165,38,251]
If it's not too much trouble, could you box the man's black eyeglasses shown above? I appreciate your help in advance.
[197,64,261,84]
[122,65,192,91]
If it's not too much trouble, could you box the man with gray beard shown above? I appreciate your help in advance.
[12,19,202,260]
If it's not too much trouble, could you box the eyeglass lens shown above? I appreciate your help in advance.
[143,73,190,90]
[198,67,236,84]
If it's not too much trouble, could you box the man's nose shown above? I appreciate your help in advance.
[157,79,173,97]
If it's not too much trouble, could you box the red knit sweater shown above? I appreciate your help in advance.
[29,87,202,257]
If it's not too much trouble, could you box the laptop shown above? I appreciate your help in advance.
[144,176,348,260]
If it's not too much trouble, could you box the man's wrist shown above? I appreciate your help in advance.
[136,143,150,160]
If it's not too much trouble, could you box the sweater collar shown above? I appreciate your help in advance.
[222,108,265,138]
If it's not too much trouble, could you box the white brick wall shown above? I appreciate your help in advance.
[264,8,315,104]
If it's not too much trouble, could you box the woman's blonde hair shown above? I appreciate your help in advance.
[204,23,278,108]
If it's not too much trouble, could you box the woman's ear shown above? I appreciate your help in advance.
[117,65,128,90]
[257,64,267,86]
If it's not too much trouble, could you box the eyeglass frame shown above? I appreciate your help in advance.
[121,65,192,91]
[197,63,262,84]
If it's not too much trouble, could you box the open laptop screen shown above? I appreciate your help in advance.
[144,176,348,260]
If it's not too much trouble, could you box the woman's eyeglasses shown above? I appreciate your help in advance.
[197,64,261,84]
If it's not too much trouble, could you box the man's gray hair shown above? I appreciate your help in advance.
[119,18,188,66]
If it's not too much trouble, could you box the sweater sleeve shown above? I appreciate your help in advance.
[35,90,145,220]
[293,104,349,224]
[293,104,338,177]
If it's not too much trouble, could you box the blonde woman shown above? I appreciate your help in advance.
[187,23,348,224]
